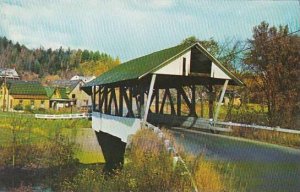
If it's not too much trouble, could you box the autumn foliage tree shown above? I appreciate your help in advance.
[244,22,300,128]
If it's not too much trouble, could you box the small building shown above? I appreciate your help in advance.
[70,75,96,83]
[0,80,50,111]
[50,80,91,110]
[44,87,72,110]
[0,68,20,80]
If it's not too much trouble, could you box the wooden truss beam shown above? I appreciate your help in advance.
[143,74,156,124]
[177,87,181,116]
[122,87,134,117]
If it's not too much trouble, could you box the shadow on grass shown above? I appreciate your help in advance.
[0,162,105,191]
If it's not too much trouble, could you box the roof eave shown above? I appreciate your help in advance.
[194,43,244,86]
[138,43,196,80]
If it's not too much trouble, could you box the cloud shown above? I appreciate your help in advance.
[0,0,298,61]
[0,1,72,48]
[135,0,174,9]
[151,0,173,8]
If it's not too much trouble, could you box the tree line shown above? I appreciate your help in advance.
[0,37,120,78]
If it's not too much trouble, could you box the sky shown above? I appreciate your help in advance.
[0,0,299,62]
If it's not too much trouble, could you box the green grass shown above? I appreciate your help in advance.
[230,161,300,192]
[74,150,105,164]
[0,114,101,164]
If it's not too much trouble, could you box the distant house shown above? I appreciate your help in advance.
[45,87,73,110]
[50,80,91,110]
[0,68,20,80]
[0,80,50,111]
[70,75,96,83]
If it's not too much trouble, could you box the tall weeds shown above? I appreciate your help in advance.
[61,128,239,192]
[231,127,300,148]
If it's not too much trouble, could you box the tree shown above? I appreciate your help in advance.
[33,59,41,74]
[181,36,198,45]
[81,49,90,62]
[244,21,300,128]
[181,36,243,71]
[93,51,101,61]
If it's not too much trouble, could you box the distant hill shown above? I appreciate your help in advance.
[0,36,120,80]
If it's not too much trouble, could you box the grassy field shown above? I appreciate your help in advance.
[74,128,105,164]
[0,113,104,164]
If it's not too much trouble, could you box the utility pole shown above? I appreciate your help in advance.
[2,69,7,112]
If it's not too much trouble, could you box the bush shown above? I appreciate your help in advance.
[193,156,224,192]
[125,129,177,191]
[24,105,33,112]
[37,107,46,113]
[0,135,78,169]
[226,104,268,125]
[0,131,79,190]
[8,183,33,192]
[13,104,23,111]
[231,127,300,148]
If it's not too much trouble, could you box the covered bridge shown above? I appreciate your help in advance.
[82,42,243,171]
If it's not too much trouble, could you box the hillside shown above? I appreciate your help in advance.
[0,36,120,80]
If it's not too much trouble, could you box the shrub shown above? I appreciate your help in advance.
[8,183,33,192]
[37,108,46,113]
[193,156,224,192]
[231,127,300,148]
[125,129,176,191]
[0,135,78,169]
[226,104,268,125]
[13,104,23,111]
[24,105,33,112]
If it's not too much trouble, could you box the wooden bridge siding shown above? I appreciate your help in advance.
[119,86,123,116]
[91,75,220,120]
[177,87,181,116]
[93,84,137,118]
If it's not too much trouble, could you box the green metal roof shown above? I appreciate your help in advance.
[45,87,69,100]
[45,87,55,98]
[85,43,193,87]
[57,87,69,100]
[84,42,243,88]
[7,81,48,96]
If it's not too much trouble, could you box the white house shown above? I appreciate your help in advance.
[0,68,20,80]
[70,75,96,83]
